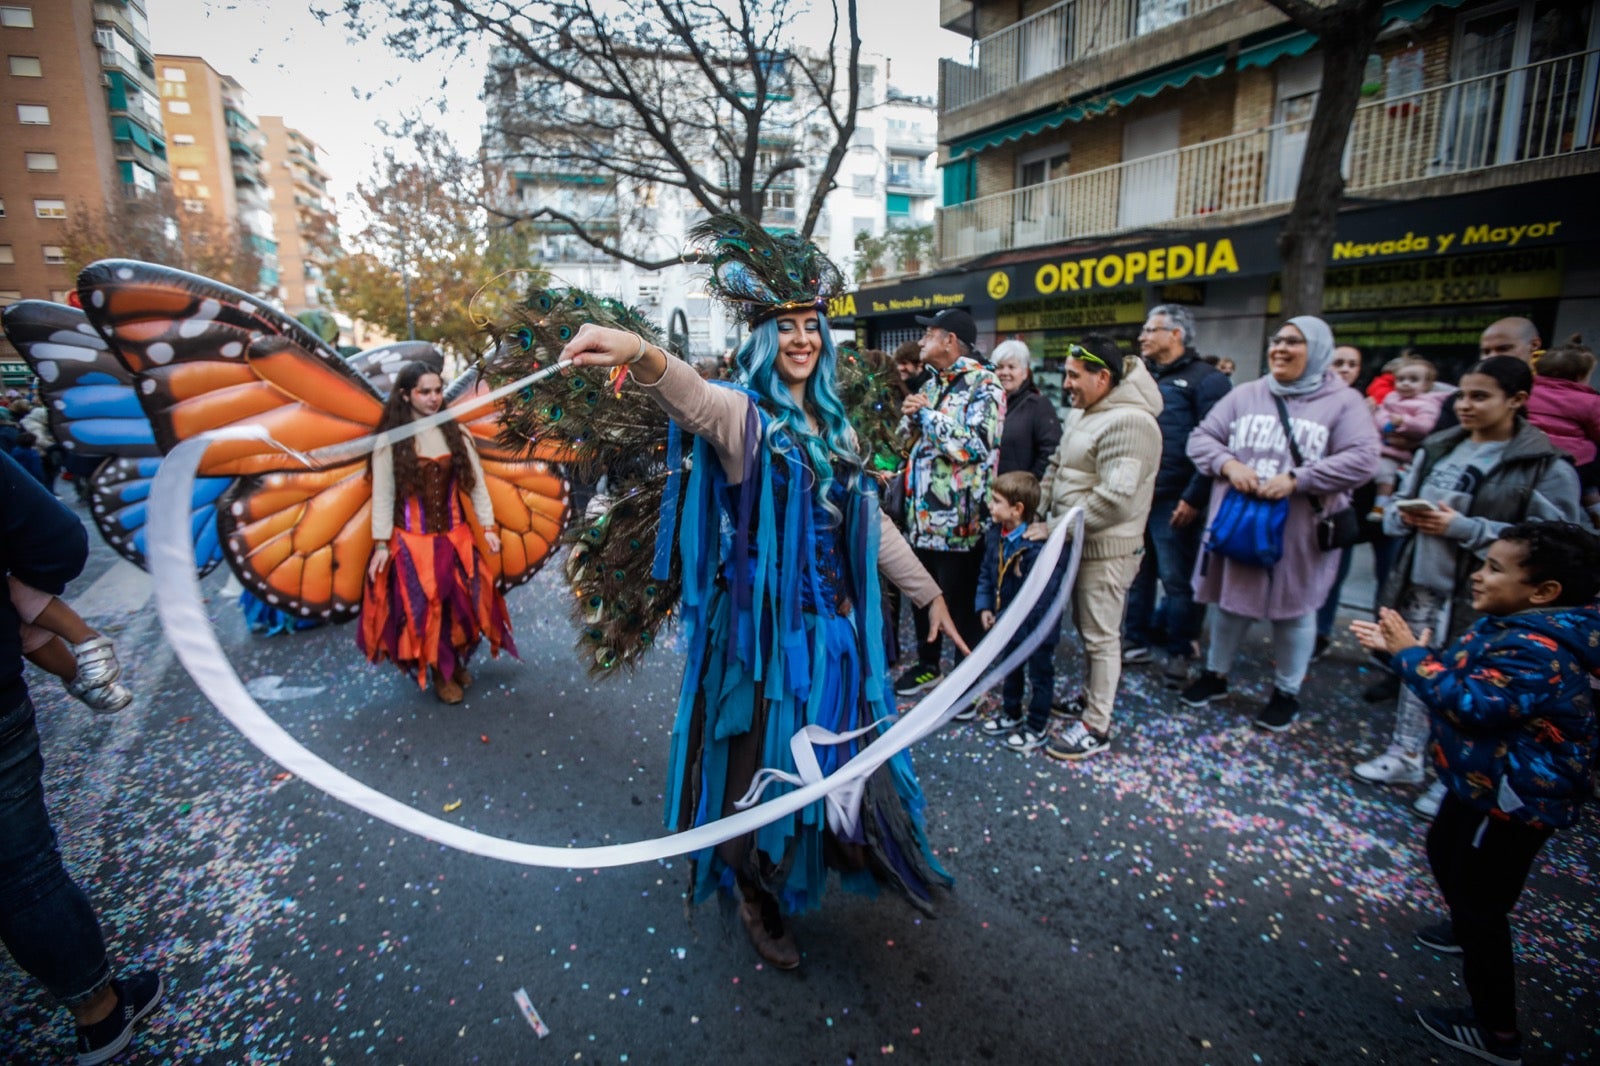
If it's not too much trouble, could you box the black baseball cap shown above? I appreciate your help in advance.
[914,308,977,348]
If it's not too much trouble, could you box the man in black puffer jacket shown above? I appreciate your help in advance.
[1122,304,1231,683]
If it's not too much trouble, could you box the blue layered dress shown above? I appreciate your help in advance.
[650,367,950,915]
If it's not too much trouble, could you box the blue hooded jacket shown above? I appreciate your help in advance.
[1393,603,1600,829]
[1147,349,1230,507]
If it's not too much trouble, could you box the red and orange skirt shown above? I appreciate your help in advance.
[359,522,516,688]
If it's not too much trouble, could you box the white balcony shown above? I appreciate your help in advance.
[938,49,1600,261]
[941,0,1237,112]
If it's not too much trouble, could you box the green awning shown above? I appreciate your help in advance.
[949,53,1225,158]
[943,157,976,205]
[1239,0,1471,70]
[886,193,911,215]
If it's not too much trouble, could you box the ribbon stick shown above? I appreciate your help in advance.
[147,380,1084,868]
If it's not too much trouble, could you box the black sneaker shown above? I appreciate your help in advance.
[1045,720,1110,761]
[77,971,164,1066]
[1050,693,1085,720]
[1121,644,1154,664]
[1253,688,1300,732]
[1161,655,1192,690]
[1416,1007,1523,1066]
[1180,670,1229,708]
[894,665,942,696]
[1414,921,1463,955]
[979,712,1024,737]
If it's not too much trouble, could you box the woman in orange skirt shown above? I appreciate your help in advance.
[359,361,515,703]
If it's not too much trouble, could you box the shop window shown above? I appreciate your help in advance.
[34,198,65,219]
[16,103,48,124]
[42,244,64,265]
[8,55,42,77]
[24,151,56,172]
[0,7,32,29]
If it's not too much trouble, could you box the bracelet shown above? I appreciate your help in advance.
[627,333,648,365]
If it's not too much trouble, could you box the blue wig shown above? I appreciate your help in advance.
[735,314,862,521]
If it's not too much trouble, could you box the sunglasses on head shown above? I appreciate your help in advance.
[1068,344,1108,370]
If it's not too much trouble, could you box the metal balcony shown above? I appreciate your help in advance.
[938,49,1600,262]
[940,0,1238,112]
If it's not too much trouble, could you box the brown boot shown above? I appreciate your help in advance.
[456,666,473,690]
[738,896,800,970]
[433,669,465,705]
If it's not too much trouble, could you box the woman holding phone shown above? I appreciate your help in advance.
[1352,355,1589,813]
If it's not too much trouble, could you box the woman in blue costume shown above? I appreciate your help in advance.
[559,220,965,970]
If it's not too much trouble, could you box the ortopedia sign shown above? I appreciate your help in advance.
[1032,239,1240,295]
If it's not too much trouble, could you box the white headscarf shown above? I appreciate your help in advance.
[1265,314,1335,397]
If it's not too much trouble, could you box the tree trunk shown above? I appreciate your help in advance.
[1274,0,1387,318]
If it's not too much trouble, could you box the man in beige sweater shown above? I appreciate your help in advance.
[1026,334,1163,759]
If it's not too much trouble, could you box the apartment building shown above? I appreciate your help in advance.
[156,54,279,298]
[852,0,1599,382]
[0,0,166,379]
[260,116,336,313]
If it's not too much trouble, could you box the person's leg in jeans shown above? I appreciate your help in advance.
[1425,790,1552,1035]
[1316,547,1354,641]
[0,697,113,1013]
[1204,605,1253,677]
[1149,498,1204,657]
[1387,587,1451,757]
[1023,620,1061,735]
[1121,528,1161,651]
[1268,612,1318,694]
[1000,657,1026,720]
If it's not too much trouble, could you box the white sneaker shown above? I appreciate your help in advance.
[1413,780,1447,818]
[1352,749,1425,786]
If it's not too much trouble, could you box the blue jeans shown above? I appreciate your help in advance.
[0,695,110,1006]
[1123,496,1204,656]
[1003,620,1061,734]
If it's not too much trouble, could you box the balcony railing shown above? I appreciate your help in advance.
[938,49,1600,261]
[941,0,1237,112]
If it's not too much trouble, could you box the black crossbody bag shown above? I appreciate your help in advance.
[1272,395,1361,553]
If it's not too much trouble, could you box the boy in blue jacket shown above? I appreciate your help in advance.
[972,471,1063,752]
[1352,520,1599,1066]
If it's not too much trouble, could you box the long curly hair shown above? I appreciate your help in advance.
[735,312,862,524]
[369,361,477,503]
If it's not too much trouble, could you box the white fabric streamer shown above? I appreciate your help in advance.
[146,368,1084,868]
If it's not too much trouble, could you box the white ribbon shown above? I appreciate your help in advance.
[147,362,1085,868]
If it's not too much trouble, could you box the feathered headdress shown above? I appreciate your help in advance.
[687,214,845,326]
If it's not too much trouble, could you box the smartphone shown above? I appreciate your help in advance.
[1395,498,1439,513]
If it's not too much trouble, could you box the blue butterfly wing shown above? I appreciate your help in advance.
[86,457,229,576]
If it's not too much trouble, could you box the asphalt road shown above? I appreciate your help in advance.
[2,506,1596,1065]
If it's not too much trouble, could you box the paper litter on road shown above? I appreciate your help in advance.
[513,987,550,1038]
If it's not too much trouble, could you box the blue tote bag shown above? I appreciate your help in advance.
[1203,488,1289,569]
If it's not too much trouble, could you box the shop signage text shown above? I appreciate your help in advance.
[865,291,968,314]
[1332,219,1563,260]
[1033,239,1239,295]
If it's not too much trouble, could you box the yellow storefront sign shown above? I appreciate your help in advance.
[997,289,1147,331]
[1034,239,1240,295]
[1269,248,1564,314]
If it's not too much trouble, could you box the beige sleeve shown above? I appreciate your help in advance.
[370,443,395,542]
[464,441,495,529]
[634,355,753,483]
[877,512,940,607]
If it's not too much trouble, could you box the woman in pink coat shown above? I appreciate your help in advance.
[1526,336,1600,514]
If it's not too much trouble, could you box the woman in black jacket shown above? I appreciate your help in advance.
[993,339,1062,479]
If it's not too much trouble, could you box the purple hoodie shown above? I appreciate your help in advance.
[1188,371,1380,620]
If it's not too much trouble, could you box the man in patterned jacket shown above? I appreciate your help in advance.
[893,309,1005,696]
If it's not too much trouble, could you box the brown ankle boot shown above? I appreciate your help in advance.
[433,669,465,705]
[738,896,800,970]
[456,666,473,690]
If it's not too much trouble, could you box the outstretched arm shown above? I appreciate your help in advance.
[561,323,750,482]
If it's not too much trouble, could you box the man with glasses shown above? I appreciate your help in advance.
[892,309,1005,697]
[1122,305,1231,687]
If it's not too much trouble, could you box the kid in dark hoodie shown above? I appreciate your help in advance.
[1352,520,1599,1066]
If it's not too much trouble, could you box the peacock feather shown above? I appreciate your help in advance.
[687,214,844,324]
[836,346,909,473]
[484,286,682,675]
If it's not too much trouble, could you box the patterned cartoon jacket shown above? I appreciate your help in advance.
[896,356,1005,551]
[1392,604,1600,830]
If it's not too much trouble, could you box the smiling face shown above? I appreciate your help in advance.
[1453,371,1525,436]
[1331,346,1362,386]
[1063,357,1112,409]
[773,311,823,393]
[1267,325,1309,384]
[1470,538,1547,615]
[404,373,445,418]
[1393,364,1433,398]
[995,358,1028,394]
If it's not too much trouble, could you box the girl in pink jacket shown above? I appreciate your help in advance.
[1527,334,1600,516]
[1372,358,1447,511]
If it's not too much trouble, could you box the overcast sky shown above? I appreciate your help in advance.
[148,1,972,232]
